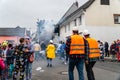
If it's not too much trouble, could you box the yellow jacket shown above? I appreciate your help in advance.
[46,44,56,58]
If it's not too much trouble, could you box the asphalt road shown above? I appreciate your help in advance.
[31,57,120,80]
[95,60,120,73]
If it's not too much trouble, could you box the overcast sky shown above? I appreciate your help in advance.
[0,0,87,32]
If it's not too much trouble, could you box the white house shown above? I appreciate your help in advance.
[56,0,120,44]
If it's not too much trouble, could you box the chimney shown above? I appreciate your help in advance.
[75,1,79,7]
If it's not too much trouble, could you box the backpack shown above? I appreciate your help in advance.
[28,53,34,63]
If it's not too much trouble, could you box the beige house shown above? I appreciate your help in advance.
[56,0,120,44]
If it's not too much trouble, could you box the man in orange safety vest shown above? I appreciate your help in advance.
[83,30,100,80]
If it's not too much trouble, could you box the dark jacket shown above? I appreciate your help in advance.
[110,43,116,55]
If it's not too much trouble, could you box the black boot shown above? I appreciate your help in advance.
[50,64,52,67]
[47,64,49,67]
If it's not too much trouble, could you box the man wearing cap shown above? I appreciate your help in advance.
[83,30,100,80]
[66,27,87,80]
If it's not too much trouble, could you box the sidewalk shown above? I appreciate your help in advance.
[104,56,117,61]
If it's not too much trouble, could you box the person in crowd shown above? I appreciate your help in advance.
[104,41,109,57]
[6,43,14,78]
[110,41,117,62]
[33,41,41,61]
[13,38,27,80]
[99,42,104,62]
[0,43,2,56]
[65,36,70,64]
[2,42,8,80]
[97,40,101,47]
[46,40,56,67]
[2,41,8,61]
[56,41,62,59]
[24,36,34,80]
[59,41,66,64]
[0,53,5,80]
[66,27,86,80]
[40,41,46,51]
[83,30,100,80]
[116,39,120,62]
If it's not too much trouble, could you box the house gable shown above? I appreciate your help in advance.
[58,1,79,25]
[58,0,95,27]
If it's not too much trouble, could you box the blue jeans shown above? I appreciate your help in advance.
[69,58,84,80]
[25,62,32,80]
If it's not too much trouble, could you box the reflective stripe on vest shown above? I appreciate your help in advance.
[70,35,85,55]
[86,38,100,58]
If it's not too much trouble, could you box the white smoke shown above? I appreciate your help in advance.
[39,20,54,45]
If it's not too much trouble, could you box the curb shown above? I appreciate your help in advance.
[104,57,118,61]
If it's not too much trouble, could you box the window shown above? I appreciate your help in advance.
[101,0,110,5]
[114,14,120,24]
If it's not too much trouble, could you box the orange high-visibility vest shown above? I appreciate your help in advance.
[86,38,100,58]
[70,35,85,55]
